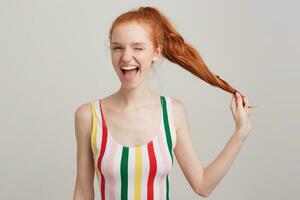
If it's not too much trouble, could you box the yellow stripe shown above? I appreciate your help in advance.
[91,102,97,153]
[90,102,100,178]
[134,147,142,200]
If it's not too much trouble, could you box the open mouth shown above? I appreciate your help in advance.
[121,66,139,73]
[120,66,140,80]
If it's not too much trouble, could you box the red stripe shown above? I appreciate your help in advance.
[147,141,157,200]
[98,99,107,200]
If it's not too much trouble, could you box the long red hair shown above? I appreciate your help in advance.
[109,6,253,108]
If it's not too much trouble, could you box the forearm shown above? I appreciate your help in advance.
[73,191,94,200]
[201,131,247,196]
[73,184,95,200]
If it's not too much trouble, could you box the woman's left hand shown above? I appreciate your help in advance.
[230,92,252,139]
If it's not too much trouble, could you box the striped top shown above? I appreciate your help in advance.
[90,95,177,200]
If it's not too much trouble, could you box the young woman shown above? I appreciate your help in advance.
[73,6,253,200]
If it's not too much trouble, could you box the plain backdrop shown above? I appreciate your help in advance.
[1,0,299,199]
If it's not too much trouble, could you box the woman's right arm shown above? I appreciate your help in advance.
[73,103,95,200]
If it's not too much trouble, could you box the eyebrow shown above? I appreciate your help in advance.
[111,42,146,46]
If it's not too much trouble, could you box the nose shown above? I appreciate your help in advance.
[120,48,133,63]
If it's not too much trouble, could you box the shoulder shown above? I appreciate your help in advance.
[74,101,94,139]
[169,96,186,116]
[169,96,188,132]
[75,102,93,122]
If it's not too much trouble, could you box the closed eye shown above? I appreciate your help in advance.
[112,47,144,50]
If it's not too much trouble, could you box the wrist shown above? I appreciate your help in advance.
[233,130,248,142]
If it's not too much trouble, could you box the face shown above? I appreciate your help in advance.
[110,22,161,88]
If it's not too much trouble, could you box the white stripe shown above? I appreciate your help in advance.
[161,109,173,169]
[107,138,117,200]
[158,130,168,200]
[113,144,123,199]
[101,133,112,199]
[153,134,164,200]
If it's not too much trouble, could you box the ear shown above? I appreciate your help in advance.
[152,44,163,63]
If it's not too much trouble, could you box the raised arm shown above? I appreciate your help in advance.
[172,92,252,197]
[73,103,95,200]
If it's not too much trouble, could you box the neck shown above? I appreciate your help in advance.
[115,81,158,110]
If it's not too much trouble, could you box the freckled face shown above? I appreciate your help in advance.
[110,22,160,88]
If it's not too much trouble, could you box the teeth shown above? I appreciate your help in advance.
[121,66,139,70]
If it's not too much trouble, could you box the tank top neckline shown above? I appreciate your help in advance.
[99,95,165,149]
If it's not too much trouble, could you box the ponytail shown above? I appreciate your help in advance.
[109,6,254,108]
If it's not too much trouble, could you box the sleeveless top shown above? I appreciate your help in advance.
[90,95,177,200]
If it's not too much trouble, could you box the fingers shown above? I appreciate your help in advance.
[231,92,252,117]
[241,94,251,116]
[242,96,248,110]
[235,92,243,110]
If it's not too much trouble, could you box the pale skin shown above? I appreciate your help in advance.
[73,22,252,199]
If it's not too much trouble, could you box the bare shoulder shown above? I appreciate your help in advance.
[74,102,93,139]
[169,96,188,133]
[75,102,92,120]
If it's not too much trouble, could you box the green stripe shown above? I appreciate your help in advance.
[161,96,174,164]
[166,175,170,200]
[120,147,129,200]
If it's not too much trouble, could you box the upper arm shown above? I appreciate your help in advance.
[171,97,206,196]
[73,103,95,199]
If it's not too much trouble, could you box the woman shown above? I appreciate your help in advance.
[73,6,253,200]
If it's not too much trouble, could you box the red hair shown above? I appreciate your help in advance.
[109,6,254,108]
